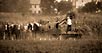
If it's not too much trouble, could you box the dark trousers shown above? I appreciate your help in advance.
[66,25,71,33]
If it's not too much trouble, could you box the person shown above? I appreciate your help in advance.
[58,11,73,33]
[66,11,75,19]
[55,11,74,33]
[65,11,75,33]
[28,23,32,31]
[55,22,59,29]
[54,16,60,29]
[66,17,72,33]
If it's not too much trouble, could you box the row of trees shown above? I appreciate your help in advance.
[41,0,102,14]
[0,0,30,13]
[41,0,73,15]
[0,0,102,14]
[0,0,73,15]
[79,1,102,13]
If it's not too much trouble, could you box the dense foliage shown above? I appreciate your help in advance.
[0,0,30,13]
[55,1,73,14]
[79,1,102,13]
[41,0,73,15]
[40,0,55,15]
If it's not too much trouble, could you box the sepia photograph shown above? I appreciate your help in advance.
[0,0,102,53]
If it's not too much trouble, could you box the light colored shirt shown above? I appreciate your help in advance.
[67,17,72,25]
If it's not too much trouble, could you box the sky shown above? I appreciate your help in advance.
[56,0,69,2]
[56,0,61,2]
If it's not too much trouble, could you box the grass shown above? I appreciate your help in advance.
[0,12,102,53]
[0,39,102,53]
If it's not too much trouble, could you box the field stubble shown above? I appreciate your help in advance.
[0,39,102,53]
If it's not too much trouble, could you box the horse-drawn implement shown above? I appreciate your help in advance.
[52,31,82,40]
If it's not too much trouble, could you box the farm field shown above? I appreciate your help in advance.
[0,12,102,53]
[0,39,102,53]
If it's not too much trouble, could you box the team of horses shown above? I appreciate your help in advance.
[0,21,50,40]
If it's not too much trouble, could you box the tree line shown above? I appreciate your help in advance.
[0,0,30,13]
[79,1,102,13]
[0,0,72,15]
[0,0,102,14]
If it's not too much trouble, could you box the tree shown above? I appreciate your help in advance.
[79,1,102,13]
[82,2,97,13]
[97,1,102,11]
[41,0,55,15]
[55,1,72,14]
[41,0,72,15]
[0,0,30,13]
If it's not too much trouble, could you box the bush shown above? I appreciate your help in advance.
[79,13,102,37]
[86,19,102,36]
[55,1,73,14]
[97,1,102,11]
[41,1,73,15]
[79,1,102,13]
[74,13,102,39]
[80,2,97,13]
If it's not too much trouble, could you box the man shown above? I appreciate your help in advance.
[66,11,75,19]
[65,11,75,33]
[59,11,73,33]
[66,17,72,33]
[28,23,32,31]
